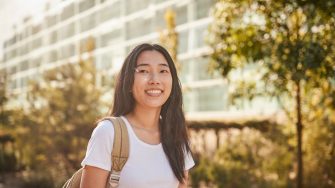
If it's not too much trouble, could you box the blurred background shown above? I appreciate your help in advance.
[0,0,334,187]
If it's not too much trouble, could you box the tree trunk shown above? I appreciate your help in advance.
[215,128,220,150]
[296,80,303,188]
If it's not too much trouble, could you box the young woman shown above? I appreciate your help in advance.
[80,43,194,188]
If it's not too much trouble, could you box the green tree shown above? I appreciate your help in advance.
[212,129,294,188]
[16,37,104,186]
[303,83,335,187]
[207,0,335,187]
[160,8,180,71]
[0,71,22,174]
[0,71,11,130]
[190,124,296,188]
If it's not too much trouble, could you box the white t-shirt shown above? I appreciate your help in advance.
[81,116,195,188]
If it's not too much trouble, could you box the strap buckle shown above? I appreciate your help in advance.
[109,171,120,188]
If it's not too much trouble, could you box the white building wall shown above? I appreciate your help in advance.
[1,0,279,118]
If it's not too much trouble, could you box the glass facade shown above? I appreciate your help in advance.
[99,1,121,23]
[2,0,237,115]
[184,85,228,112]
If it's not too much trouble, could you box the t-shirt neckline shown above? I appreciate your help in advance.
[120,116,162,148]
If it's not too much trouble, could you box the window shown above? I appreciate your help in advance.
[183,85,227,112]
[180,57,220,83]
[194,25,207,48]
[21,77,28,88]
[10,79,16,90]
[154,5,187,30]
[97,48,124,72]
[3,52,7,62]
[125,0,151,14]
[80,12,96,32]
[97,50,114,70]
[99,29,121,48]
[194,57,220,81]
[32,37,42,50]
[61,3,75,21]
[12,66,17,75]
[99,1,120,23]
[193,57,211,81]
[18,44,24,56]
[25,26,32,38]
[15,33,21,43]
[7,66,17,75]
[29,58,41,68]
[154,0,165,4]
[7,49,17,60]
[22,43,29,55]
[50,30,58,44]
[195,0,214,19]
[21,60,29,71]
[196,85,227,111]
[32,24,41,35]
[49,50,58,63]
[17,44,23,56]
[79,0,95,13]
[27,41,33,52]
[60,43,75,59]
[47,14,57,28]
[153,9,166,29]
[59,22,75,39]
[8,36,16,47]
[5,51,9,61]
[5,37,12,48]
[30,57,42,69]
[126,17,152,39]
[179,59,193,83]
[178,30,188,54]
[175,5,187,25]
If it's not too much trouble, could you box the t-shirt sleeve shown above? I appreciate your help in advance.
[81,120,114,171]
[184,148,195,171]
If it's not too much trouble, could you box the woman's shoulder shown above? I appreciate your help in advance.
[96,118,114,128]
[92,118,116,137]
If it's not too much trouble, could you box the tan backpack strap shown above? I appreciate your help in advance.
[106,117,129,188]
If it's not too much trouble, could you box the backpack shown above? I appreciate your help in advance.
[63,117,129,188]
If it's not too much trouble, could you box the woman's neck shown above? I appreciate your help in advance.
[126,106,161,131]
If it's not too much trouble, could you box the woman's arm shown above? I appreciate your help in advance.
[80,165,110,188]
[178,170,189,188]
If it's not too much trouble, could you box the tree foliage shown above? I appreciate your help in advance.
[208,0,335,85]
[207,0,335,187]
[191,128,295,188]
[160,8,180,71]
[0,71,23,174]
[15,57,103,186]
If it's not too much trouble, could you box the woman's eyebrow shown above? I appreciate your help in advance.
[136,63,169,67]
[160,64,169,67]
[136,64,149,67]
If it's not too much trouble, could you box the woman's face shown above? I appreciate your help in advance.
[132,50,173,110]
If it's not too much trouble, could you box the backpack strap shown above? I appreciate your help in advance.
[106,117,129,188]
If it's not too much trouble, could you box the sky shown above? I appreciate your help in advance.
[0,0,47,61]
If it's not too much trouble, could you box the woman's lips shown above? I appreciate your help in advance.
[145,89,163,97]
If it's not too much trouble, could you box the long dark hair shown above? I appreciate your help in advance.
[110,43,191,183]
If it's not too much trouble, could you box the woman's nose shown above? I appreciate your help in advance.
[148,73,160,85]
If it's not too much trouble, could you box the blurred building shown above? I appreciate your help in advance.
[1,0,278,122]
[1,0,222,112]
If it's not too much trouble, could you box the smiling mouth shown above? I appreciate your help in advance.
[145,89,163,96]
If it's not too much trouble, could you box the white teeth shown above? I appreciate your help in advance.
[146,90,162,94]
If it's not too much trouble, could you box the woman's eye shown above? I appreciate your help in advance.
[161,70,170,73]
[136,69,149,73]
